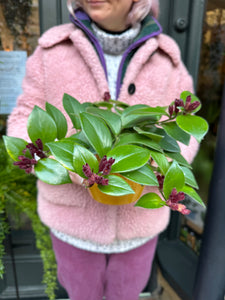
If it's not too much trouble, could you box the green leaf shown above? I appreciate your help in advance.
[122,164,158,186]
[86,107,122,136]
[27,106,57,145]
[135,193,165,209]
[108,145,150,173]
[115,133,163,152]
[134,127,164,142]
[150,150,169,175]
[73,144,99,177]
[162,122,190,145]
[176,115,208,143]
[163,161,185,199]
[177,185,205,207]
[164,151,191,169]
[34,158,72,184]
[180,166,199,189]
[62,93,83,129]
[46,141,75,171]
[45,102,68,140]
[180,91,201,113]
[80,112,112,157]
[121,106,162,128]
[93,101,113,109]
[159,132,180,152]
[98,175,134,196]
[122,104,149,115]
[69,131,92,148]
[3,136,28,161]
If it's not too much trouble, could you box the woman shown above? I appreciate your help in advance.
[7,0,199,299]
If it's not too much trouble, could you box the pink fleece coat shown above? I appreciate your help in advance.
[7,23,199,245]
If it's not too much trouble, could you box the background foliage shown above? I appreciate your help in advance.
[0,140,57,299]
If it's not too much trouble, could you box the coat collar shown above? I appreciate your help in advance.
[38,13,180,68]
[38,11,181,100]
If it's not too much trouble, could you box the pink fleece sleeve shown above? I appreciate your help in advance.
[7,46,45,141]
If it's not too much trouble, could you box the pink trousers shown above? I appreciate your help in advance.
[51,234,158,300]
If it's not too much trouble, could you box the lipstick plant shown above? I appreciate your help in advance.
[3,91,208,214]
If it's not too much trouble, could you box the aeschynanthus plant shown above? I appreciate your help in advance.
[3,91,208,214]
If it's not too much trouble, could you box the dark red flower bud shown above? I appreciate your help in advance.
[35,138,44,150]
[187,101,200,112]
[13,155,37,173]
[175,99,184,107]
[157,175,165,190]
[168,105,174,118]
[100,177,109,185]
[99,156,115,175]
[99,155,107,172]
[82,163,93,178]
[108,157,115,165]
[186,95,192,105]
[94,174,103,184]
[103,91,111,102]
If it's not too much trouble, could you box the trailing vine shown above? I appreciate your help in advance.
[0,140,57,299]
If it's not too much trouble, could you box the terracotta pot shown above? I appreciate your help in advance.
[89,177,144,205]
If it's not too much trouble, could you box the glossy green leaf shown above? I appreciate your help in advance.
[69,131,92,148]
[121,106,163,128]
[122,104,149,116]
[162,122,190,145]
[122,164,158,186]
[135,193,166,209]
[47,141,75,171]
[164,151,191,169]
[180,166,198,189]
[115,133,163,152]
[62,93,83,129]
[159,133,180,153]
[86,107,121,136]
[34,158,72,185]
[80,112,112,157]
[180,91,201,113]
[73,144,99,177]
[163,161,185,199]
[176,115,208,143]
[27,106,57,145]
[98,175,134,196]
[45,102,68,139]
[3,136,28,161]
[126,106,167,116]
[108,145,150,173]
[150,150,169,175]
[93,101,113,109]
[134,127,164,142]
[177,185,205,207]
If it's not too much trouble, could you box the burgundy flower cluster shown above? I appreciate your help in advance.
[13,139,46,174]
[82,155,115,187]
[169,95,200,118]
[166,188,191,215]
[157,175,190,215]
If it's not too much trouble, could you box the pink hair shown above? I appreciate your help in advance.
[128,0,159,25]
[67,0,159,26]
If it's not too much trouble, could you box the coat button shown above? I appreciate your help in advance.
[128,83,136,95]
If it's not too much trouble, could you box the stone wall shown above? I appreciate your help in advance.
[0,0,40,55]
